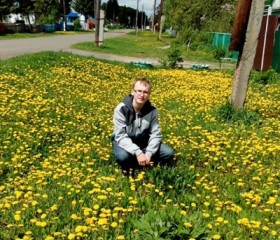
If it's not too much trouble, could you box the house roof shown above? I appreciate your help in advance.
[67,12,79,18]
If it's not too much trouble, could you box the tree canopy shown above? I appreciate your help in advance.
[164,0,238,42]
[71,0,95,20]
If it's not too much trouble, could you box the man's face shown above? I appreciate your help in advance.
[131,81,151,106]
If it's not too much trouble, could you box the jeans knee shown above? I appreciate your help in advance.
[115,150,130,163]
[160,144,174,160]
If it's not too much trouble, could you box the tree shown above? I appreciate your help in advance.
[163,0,237,42]
[11,0,34,29]
[71,0,95,21]
[106,0,119,21]
[32,0,61,23]
[0,0,16,21]
[118,6,129,26]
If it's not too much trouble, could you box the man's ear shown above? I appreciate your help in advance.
[131,89,135,95]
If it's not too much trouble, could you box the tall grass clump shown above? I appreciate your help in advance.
[0,52,279,240]
[215,101,262,126]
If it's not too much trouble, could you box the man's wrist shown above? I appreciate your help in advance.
[145,152,152,158]
[135,149,143,156]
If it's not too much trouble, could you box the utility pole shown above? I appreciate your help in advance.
[63,0,66,31]
[135,0,140,34]
[158,0,163,32]
[230,0,265,108]
[141,5,144,31]
[152,0,156,32]
[95,0,101,46]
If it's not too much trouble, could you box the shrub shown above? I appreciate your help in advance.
[213,47,226,70]
[160,46,183,69]
[215,102,262,126]
[73,19,82,31]
[250,68,278,85]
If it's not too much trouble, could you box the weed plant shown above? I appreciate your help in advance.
[0,52,279,240]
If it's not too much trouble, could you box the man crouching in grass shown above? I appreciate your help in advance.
[112,77,174,174]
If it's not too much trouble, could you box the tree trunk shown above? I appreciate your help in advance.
[230,0,265,108]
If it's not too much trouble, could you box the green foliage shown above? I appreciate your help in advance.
[131,209,208,240]
[250,68,279,85]
[106,0,120,21]
[164,0,237,43]
[39,14,56,24]
[213,47,226,69]
[71,0,95,19]
[215,102,262,126]
[73,19,82,31]
[33,0,60,23]
[160,46,184,69]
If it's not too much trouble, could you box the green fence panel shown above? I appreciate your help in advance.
[272,30,280,73]
[212,32,231,49]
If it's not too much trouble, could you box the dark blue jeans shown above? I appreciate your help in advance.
[113,141,174,170]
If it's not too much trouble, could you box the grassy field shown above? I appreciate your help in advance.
[0,52,279,240]
[72,31,230,65]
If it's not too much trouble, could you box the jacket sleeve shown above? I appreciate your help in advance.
[113,105,142,156]
[145,109,162,158]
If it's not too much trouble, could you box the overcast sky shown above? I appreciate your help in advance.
[101,0,156,16]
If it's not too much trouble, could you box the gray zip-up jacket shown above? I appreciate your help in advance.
[113,95,162,158]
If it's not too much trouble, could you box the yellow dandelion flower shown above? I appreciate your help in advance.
[262,226,269,231]
[71,214,80,220]
[266,197,276,205]
[68,233,76,240]
[203,212,210,218]
[180,210,187,216]
[130,200,137,205]
[212,234,221,239]
[184,222,192,228]
[14,214,21,221]
[45,236,54,240]
[97,218,107,225]
[111,222,118,228]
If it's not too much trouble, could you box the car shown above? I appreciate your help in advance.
[145,26,151,30]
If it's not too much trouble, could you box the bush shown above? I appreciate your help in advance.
[73,19,82,31]
[160,45,184,69]
[250,68,278,85]
[215,102,262,126]
[213,47,226,69]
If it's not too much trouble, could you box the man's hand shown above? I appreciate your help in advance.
[145,154,151,164]
[137,153,149,166]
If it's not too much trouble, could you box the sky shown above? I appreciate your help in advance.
[101,0,156,17]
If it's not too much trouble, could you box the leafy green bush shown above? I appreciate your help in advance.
[250,68,279,85]
[213,47,226,69]
[215,102,262,126]
[131,209,208,240]
[73,19,82,31]
[160,46,183,69]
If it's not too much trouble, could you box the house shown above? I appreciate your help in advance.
[254,0,280,72]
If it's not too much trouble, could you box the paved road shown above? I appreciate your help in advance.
[0,29,133,60]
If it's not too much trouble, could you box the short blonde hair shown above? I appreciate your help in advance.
[131,77,152,90]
